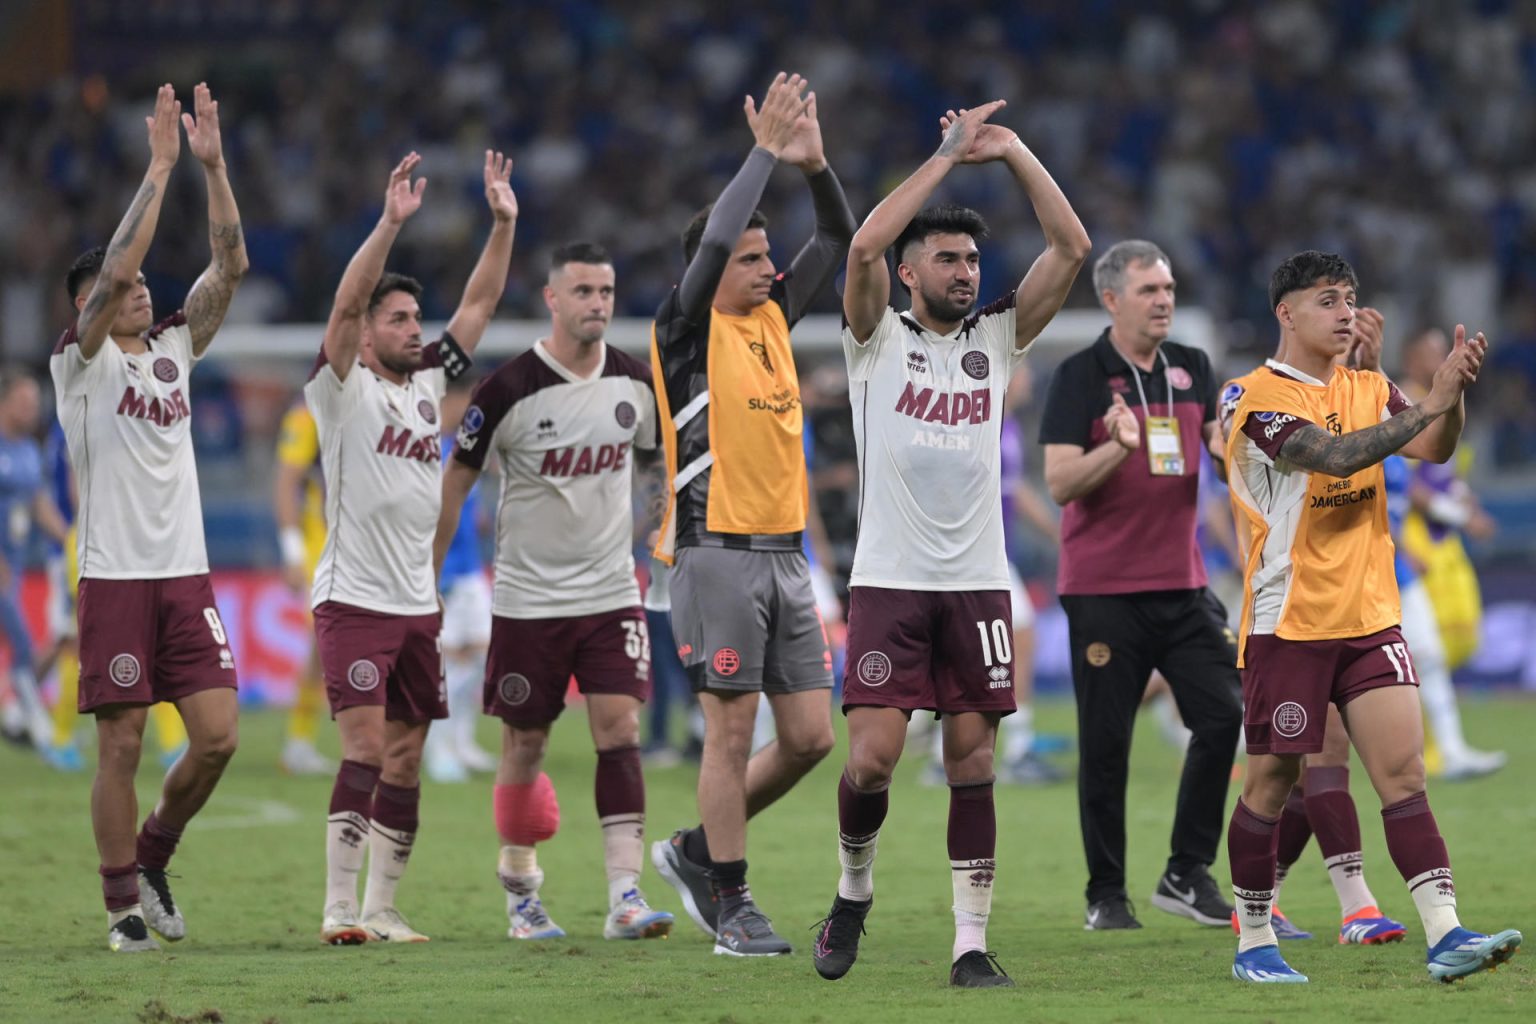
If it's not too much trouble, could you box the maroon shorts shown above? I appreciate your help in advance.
[842,587,1016,717]
[77,575,238,712]
[314,601,446,723]
[483,607,650,726]
[1242,626,1414,754]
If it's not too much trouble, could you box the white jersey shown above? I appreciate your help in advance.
[50,313,209,579]
[453,341,657,619]
[843,296,1027,590]
[305,338,458,615]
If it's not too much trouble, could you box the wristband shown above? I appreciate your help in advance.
[280,527,307,568]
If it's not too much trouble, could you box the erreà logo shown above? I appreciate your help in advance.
[117,387,189,427]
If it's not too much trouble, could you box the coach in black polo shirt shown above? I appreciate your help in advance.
[1039,239,1242,931]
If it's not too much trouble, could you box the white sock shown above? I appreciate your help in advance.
[1001,705,1034,763]
[1234,885,1278,952]
[1324,852,1379,918]
[1274,862,1289,905]
[498,845,542,896]
[600,813,644,907]
[951,858,995,962]
[837,829,879,902]
[361,821,415,918]
[109,905,144,927]
[1407,868,1461,947]
[325,811,369,909]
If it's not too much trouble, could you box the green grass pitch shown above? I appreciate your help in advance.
[2,695,1531,1023]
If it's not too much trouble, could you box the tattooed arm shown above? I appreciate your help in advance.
[1277,329,1485,476]
[843,101,1006,342]
[181,84,249,356]
[75,85,181,361]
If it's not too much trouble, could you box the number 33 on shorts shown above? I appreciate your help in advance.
[621,619,651,676]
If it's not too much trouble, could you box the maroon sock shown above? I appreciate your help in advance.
[135,811,184,872]
[838,769,889,843]
[1303,766,1360,859]
[595,745,644,818]
[1275,787,1313,876]
[100,862,139,913]
[1381,791,1452,886]
[947,781,996,862]
[371,781,420,833]
[1228,799,1281,896]
[329,759,381,818]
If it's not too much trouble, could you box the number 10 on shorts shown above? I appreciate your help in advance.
[1381,642,1416,683]
[976,619,1012,666]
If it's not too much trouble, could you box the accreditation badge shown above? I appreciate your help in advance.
[1145,416,1184,476]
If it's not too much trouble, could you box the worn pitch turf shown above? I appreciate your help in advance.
[2,695,1530,1023]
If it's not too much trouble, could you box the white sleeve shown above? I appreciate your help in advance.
[634,382,660,451]
[304,355,368,425]
[842,307,897,382]
[160,321,199,366]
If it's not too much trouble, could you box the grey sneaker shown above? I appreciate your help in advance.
[713,901,792,957]
[650,829,719,937]
[1085,895,1142,930]
[137,869,185,941]
[108,913,161,953]
[1150,865,1232,927]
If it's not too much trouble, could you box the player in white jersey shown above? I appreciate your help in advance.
[310,150,516,946]
[435,242,673,942]
[50,84,247,953]
[811,101,1090,988]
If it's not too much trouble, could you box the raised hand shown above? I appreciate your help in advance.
[935,101,1010,163]
[1349,307,1384,371]
[1423,324,1488,415]
[182,82,225,168]
[1104,393,1141,451]
[483,150,517,222]
[384,152,427,225]
[744,72,810,158]
[777,91,826,173]
[146,84,181,169]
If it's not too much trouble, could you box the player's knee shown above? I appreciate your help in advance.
[846,743,898,788]
[97,729,144,773]
[193,726,238,768]
[942,746,995,785]
[784,723,835,766]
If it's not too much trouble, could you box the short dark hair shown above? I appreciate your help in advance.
[66,246,108,301]
[681,205,768,265]
[549,241,612,275]
[1269,250,1359,310]
[894,204,989,268]
[368,272,424,315]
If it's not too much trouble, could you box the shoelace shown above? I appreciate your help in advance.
[518,899,552,926]
[140,869,178,914]
[811,904,867,946]
[730,906,777,939]
[970,950,1009,978]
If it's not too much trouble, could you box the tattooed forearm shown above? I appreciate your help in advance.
[186,219,247,348]
[77,180,158,332]
[1277,408,1434,478]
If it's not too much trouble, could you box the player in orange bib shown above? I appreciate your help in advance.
[1221,250,1520,984]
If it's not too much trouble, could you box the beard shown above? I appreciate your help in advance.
[375,348,423,376]
[917,283,976,323]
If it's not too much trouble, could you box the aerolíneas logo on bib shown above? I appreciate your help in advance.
[498,673,531,705]
[110,653,141,687]
[857,651,892,687]
[348,659,380,691]
[1273,702,1307,738]
[153,358,178,383]
[615,401,636,428]
[961,351,990,380]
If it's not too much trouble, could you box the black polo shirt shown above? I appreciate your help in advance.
[1039,328,1218,596]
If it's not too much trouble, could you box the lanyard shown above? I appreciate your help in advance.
[1117,346,1173,419]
